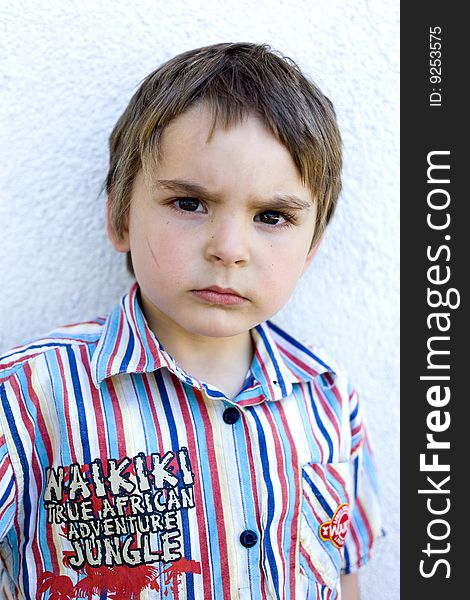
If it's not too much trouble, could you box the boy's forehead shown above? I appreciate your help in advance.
[159,102,259,148]
[141,104,314,203]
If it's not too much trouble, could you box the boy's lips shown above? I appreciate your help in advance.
[190,286,248,306]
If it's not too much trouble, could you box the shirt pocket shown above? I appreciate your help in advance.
[299,461,352,591]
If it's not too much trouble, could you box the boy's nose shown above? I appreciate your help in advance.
[204,218,250,266]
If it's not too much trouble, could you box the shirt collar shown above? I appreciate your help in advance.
[250,320,335,401]
[91,283,335,399]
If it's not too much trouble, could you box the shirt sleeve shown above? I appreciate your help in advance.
[0,421,16,541]
[341,386,384,574]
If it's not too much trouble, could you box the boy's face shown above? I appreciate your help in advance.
[109,103,320,342]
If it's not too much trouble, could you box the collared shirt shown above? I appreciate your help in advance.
[0,283,382,600]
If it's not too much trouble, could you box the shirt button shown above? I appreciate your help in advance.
[223,406,240,424]
[240,529,258,548]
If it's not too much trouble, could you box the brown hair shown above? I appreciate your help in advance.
[106,42,342,275]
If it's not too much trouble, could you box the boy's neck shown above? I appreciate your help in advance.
[167,331,254,401]
[140,295,254,400]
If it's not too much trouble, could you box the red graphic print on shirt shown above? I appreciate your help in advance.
[319,503,350,548]
[39,448,200,599]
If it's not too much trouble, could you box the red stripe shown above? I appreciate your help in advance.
[301,385,325,463]
[278,346,321,378]
[106,308,124,378]
[127,286,147,372]
[276,402,300,599]
[242,419,261,530]
[0,334,103,377]
[196,391,231,600]
[261,404,288,595]
[80,345,108,460]
[56,351,77,465]
[0,496,15,523]
[142,374,164,453]
[350,441,362,456]
[303,488,321,525]
[311,464,342,506]
[129,283,164,371]
[0,456,11,480]
[139,297,160,356]
[312,379,341,444]
[351,424,362,437]
[175,383,213,596]
[346,515,363,568]
[0,353,42,378]
[10,372,51,581]
[105,378,127,458]
[24,361,52,466]
[300,545,328,587]
[356,497,373,547]
[238,391,265,408]
[24,363,59,576]
[242,417,267,600]
[255,347,276,399]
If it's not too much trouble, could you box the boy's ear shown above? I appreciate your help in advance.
[106,201,130,252]
[302,234,324,275]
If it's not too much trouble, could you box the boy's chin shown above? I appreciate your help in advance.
[177,304,282,340]
[181,319,256,340]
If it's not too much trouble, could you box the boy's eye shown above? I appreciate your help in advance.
[174,197,203,212]
[256,210,289,226]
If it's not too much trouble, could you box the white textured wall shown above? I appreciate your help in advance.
[0,1,399,598]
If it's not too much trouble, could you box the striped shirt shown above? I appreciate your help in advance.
[0,283,382,600]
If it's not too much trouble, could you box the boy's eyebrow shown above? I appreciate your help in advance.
[155,179,215,199]
[154,179,312,210]
[251,194,312,211]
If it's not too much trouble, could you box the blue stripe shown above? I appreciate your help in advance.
[95,305,121,380]
[3,530,19,588]
[119,319,135,373]
[296,388,322,463]
[0,384,32,598]
[256,326,287,397]
[131,375,153,452]
[203,385,226,400]
[66,346,91,465]
[132,291,160,365]
[184,385,223,598]
[34,360,56,567]
[308,386,334,462]
[353,455,359,498]
[251,409,280,600]
[267,321,332,371]
[154,371,195,599]
[268,402,298,599]
[1,342,91,361]
[349,402,359,422]
[0,477,13,508]
[343,544,351,573]
[45,355,72,466]
[302,469,334,518]
[99,380,120,458]
[232,413,260,596]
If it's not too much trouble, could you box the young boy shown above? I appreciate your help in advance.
[0,43,382,599]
